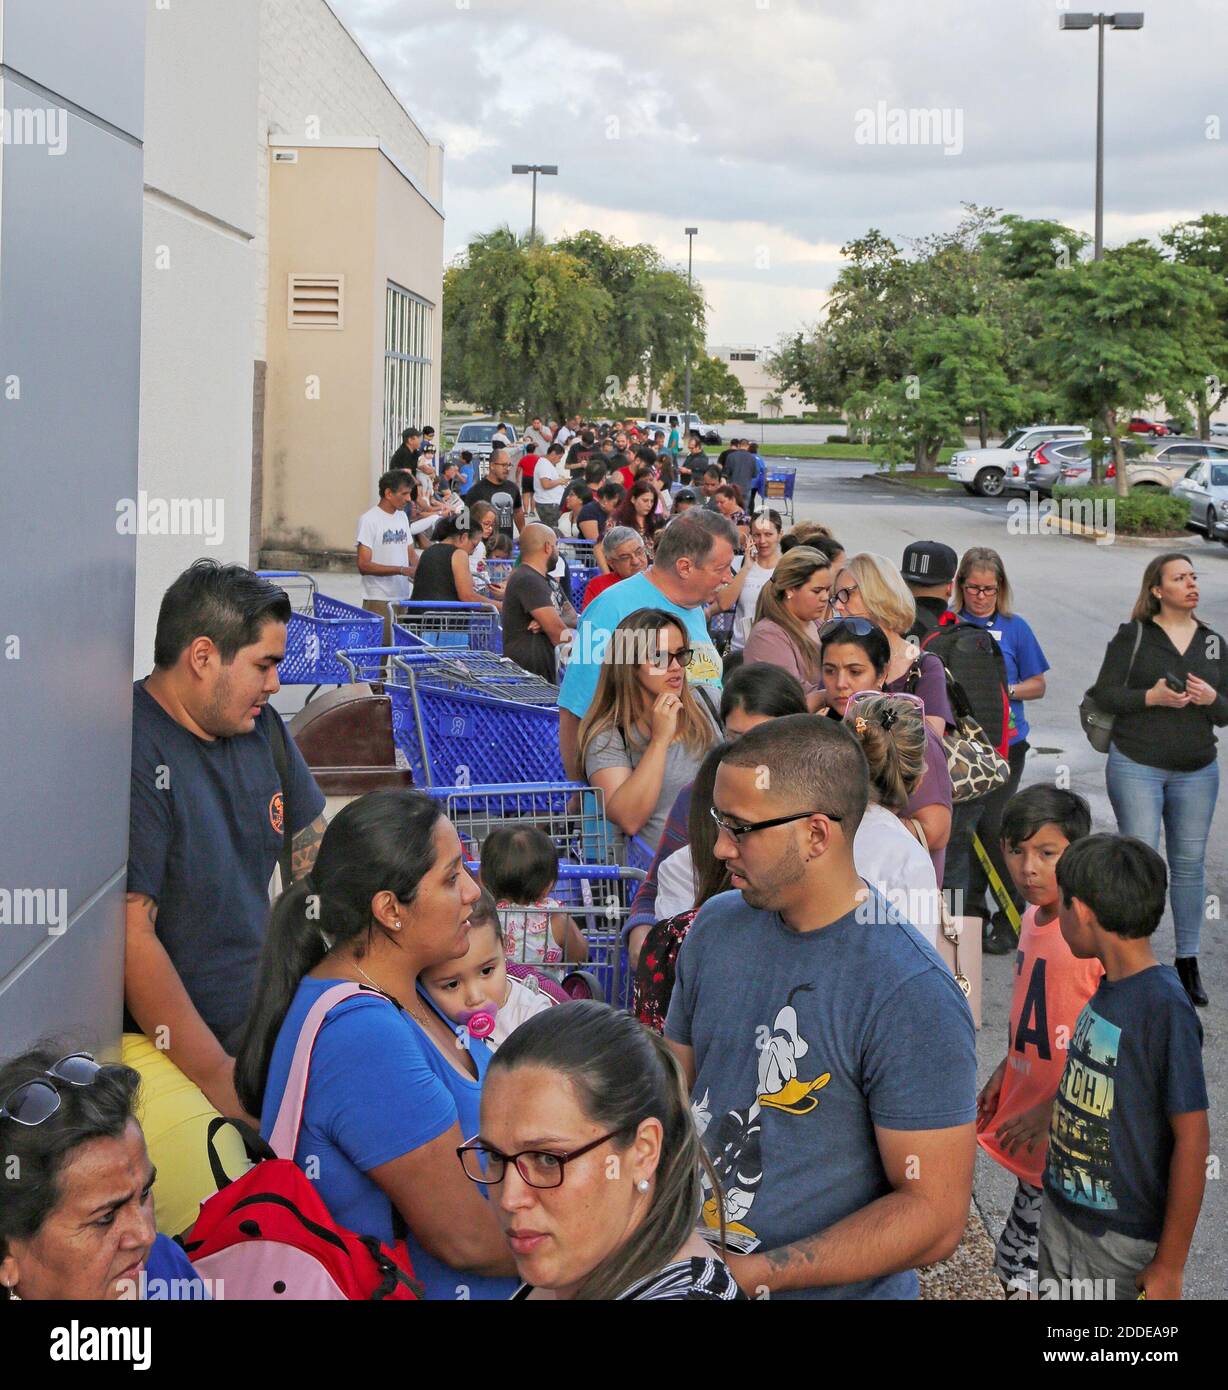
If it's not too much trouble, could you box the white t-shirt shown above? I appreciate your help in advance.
[555,424,575,449]
[356,504,412,601]
[655,845,696,921]
[490,974,555,1048]
[852,803,942,946]
[534,456,566,506]
[732,561,775,651]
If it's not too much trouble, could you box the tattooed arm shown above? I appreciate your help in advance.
[291,813,328,881]
[726,1123,975,1296]
[123,892,255,1126]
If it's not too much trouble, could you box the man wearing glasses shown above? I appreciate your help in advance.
[664,714,977,1300]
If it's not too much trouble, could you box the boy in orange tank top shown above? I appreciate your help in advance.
[976,787,1102,1296]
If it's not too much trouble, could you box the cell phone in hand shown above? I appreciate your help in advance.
[1164,672,1187,694]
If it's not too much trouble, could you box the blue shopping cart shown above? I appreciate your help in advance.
[258,571,382,692]
[763,465,798,521]
[390,600,501,652]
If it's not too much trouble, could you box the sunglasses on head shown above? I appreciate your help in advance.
[819,617,878,642]
[0,1053,103,1128]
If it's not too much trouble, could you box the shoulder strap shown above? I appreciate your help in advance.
[1125,620,1144,681]
[694,685,722,727]
[267,711,294,891]
[269,982,372,1160]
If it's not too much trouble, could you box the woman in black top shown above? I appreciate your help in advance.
[410,514,499,609]
[1090,552,1228,1005]
[462,1001,744,1302]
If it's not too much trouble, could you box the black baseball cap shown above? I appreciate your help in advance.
[673,488,698,504]
[901,541,957,585]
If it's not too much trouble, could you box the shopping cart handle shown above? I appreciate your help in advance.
[394,601,490,611]
[257,570,311,579]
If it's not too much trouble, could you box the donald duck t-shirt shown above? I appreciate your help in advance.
[665,888,977,1300]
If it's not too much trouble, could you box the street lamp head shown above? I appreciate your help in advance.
[1110,13,1144,29]
[685,226,698,236]
[540,165,559,176]
[511,164,531,174]
[1059,13,1096,28]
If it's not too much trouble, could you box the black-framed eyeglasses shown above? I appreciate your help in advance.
[0,1053,102,1128]
[710,805,842,841]
[649,647,693,670]
[964,584,998,597]
[819,616,877,642]
[457,1128,631,1189]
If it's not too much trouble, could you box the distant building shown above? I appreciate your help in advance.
[707,344,808,417]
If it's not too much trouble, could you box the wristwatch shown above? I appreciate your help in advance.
[1008,684,1017,700]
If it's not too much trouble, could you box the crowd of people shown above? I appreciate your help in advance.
[3,414,1221,1306]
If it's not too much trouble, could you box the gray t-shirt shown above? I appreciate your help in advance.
[665,888,977,1299]
[583,707,717,856]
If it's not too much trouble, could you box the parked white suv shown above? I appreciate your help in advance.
[948,425,1090,497]
[647,410,722,445]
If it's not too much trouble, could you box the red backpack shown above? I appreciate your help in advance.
[180,983,422,1301]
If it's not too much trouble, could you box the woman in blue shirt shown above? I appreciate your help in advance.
[954,547,1049,953]
[235,790,518,1300]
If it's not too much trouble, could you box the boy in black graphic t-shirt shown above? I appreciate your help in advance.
[1041,835,1209,1301]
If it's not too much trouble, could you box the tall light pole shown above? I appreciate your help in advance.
[511,163,558,241]
[683,227,698,435]
[1059,13,1144,260]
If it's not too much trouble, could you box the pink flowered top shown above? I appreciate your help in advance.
[498,896,564,967]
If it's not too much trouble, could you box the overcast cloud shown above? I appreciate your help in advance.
[331,0,1228,346]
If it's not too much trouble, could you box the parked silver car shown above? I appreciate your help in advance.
[1171,459,1228,540]
[445,421,524,479]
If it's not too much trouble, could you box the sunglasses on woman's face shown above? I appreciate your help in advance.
[649,647,693,670]
[0,1053,102,1128]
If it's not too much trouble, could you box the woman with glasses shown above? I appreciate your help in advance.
[820,617,953,881]
[954,547,1049,952]
[0,1048,206,1300]
[460,1001,743,1301]
[624,664,809,970]
[831,553,954,739]
[234,789,519,1300]
[741,547,833,712]
[578,608,720,860]
[1087,554,1228,1007]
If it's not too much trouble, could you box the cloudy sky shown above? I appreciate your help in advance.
[332,0,1226,348]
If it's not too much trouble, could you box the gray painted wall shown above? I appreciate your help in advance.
[0,0,146,1057]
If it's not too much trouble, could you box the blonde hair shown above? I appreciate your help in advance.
[842,692,928,813]
[842,553,916,637]
[954,547,1014,617]
[577,609,717,766]
[786,520,833,545]
[753,547,831,684]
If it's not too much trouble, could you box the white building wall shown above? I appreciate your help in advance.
[708,343,808,417]
[255,0,437,362]
[135,0,260,674]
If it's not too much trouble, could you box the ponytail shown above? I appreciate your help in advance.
[234,789,445,1117]
[842,692,927,813]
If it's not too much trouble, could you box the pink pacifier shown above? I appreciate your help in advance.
[459,1006,497,1040]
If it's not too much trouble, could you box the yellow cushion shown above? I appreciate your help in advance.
[121,1034,251,1239]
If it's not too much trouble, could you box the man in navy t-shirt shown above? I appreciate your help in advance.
[665,715,977,1299]
[126,561,325,1122]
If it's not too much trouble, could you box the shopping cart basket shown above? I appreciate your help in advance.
[258,571,382,691]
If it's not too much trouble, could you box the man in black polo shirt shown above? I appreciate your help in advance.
[126,562,326,1123]
[389,427,421,472]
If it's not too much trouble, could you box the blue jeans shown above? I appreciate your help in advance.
[1105,745,1219,957]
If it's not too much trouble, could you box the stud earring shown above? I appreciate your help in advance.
[636,1179,650,1193]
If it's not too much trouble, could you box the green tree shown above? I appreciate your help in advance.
[1160,213,1228,437]
[1030,241,1221,496]
[442,228,614,417]
[553,230,704,413]
[659,354,746,420]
